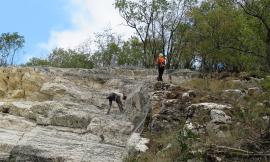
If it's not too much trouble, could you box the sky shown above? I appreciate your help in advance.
[0,0,134,64]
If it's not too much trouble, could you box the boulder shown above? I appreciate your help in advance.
[222,89,244,98]
[248,87,262,96]
[210,109,231,124]
[184,103,232,137]
[182,92,190,100]
[186,103,232,111]
[127,133,149,153]
[187,90,197,98]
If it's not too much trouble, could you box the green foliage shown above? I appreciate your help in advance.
[187,0,262,72]
[114,0,270,71]
[115,0,196,68]
[177,129,201,161]
[25,0,270,71]
[261,76,270,92]
[26,48,94,69]
[0,32,25,66]
[25,57,49,66]
[48,48,93,68]
[233,0,270,69]
[91,29,122,67]
[91,29,145,67]
[118,37,144,66]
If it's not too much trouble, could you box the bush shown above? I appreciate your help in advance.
[177,129,202,161]
[25,48,94,69]
[25,57,49,66]
[261,76,270,92]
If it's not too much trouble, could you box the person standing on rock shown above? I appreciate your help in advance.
[106,92,127,114]
[156,53,166,81]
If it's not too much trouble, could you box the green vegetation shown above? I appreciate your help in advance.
[26,48,94,69]
[113,0,270,71]
[124,130,183,162]
[261,76,270,92]
[0,32,25,66]
[126,76,270,162]
[177,129,202,161]
[19,0,269,71]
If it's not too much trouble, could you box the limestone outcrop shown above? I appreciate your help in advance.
[0,67,196,161]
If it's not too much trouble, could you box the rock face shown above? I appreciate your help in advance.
[149,82,190,133]
[147,80,235,139]
[0,67,196,161]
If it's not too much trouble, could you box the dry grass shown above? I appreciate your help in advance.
[125,76,270,162]
[181,78,244,93]
[124,129,183,162]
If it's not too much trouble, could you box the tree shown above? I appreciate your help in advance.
[91,28,122,67]
[232,0,270,70]
[154,0,196,68]
[26,48,94,69]
[172,22,194,69]
[0,32,25,66]
[118,37,144,66]
[48,48,94,69]
[115,0,156,67]
[25,57,49,66]
[115,0,197,68]
[186,0,264,72]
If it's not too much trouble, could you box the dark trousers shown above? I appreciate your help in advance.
[107,93,124,114]
[157,65,165,81]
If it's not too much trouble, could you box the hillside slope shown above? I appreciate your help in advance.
[0,67,197,162]
[127,73,270,162]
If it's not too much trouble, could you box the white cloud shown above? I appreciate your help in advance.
[40,0,134,52]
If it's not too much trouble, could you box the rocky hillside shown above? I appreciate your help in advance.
[2,67,268,162]
[0,67,198,162]
[128,73,270,162]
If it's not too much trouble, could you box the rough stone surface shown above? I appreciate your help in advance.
[184,103,232,137]
[149,83,189,133]
[0,67,197,161]
[222,89,245,99]
[248,87,262,96]
[210,109,231,124]
[127,133,149,153]
[186,103,232,111]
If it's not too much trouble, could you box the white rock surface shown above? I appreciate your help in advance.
[0,67,197,161]
[127,133,149,152]
[210,109,231,124]
[187,102,231,110]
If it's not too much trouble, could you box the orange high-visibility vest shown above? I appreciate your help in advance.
[158,57,165,65]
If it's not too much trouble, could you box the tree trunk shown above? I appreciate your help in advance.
[166,54,171,69]
[266,30,270,70]
[11,50,16,66]
[143,46,147,67]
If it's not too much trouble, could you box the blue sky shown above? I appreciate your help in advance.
[0,0,132,64]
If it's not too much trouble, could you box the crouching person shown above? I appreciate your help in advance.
[106,92,127,114]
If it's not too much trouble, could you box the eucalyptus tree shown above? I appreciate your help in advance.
[48,48,93,69]
[115,0,196,68]
[232,0,270,70]
[91,28,122,67]
[0,32,25,66]
[153,0,196,68]
[188,0,265,72]
[118,37,144,66]
[115,0,156,67]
